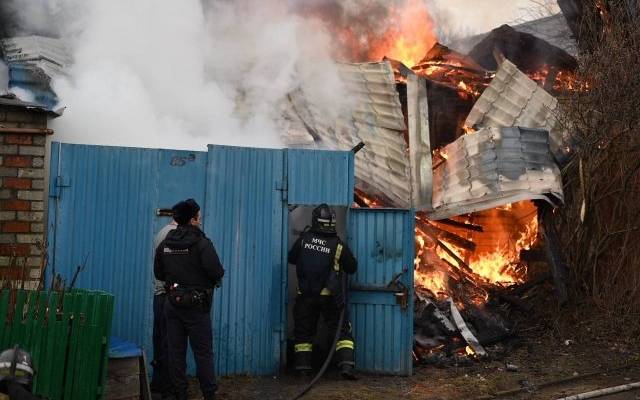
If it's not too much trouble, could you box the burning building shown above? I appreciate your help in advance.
[282,2,579,361]
[0,0,590,379]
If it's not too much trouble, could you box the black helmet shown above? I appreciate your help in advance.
[0,346,34,393]
[311,204,336,234]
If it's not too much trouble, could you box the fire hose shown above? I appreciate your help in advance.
[288,267,348,400]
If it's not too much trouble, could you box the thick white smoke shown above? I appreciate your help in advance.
[6,0,349,150]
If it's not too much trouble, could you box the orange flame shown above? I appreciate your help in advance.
[368,0,437,67]
[358,194,539,304]
[416,202,539,301]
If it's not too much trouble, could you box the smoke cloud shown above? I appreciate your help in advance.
[290,0,400,62]
[3,0,350,150]
[0,60,8,93]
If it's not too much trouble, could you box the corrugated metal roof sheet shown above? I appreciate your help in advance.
[465,59,569,163]
[429,126,563,220]
[277,99,315,147]
[283,62,413,208]
[287,148,354,206]
[1,36,68,110]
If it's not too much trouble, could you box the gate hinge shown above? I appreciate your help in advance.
[275,180,288,201]
[50,175,71,199]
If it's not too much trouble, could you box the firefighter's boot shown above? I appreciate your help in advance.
[293,343,313,376]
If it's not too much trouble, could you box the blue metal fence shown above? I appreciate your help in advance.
[47,143,207,369]
[204,145,285,375]
[286,149,354,206]
[48,143,413,376]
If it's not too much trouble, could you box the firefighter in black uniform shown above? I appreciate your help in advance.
[0,346,44,400]
[288,204,358,380]
[154,199,224,400]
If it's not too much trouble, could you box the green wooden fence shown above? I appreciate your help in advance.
[0,288,114,400]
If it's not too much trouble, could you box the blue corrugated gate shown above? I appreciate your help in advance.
[204,146,285,375]
[48,142,413,376]
[48,143,207,366]
[348,208,414,376]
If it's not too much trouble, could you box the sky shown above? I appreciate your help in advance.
[432,0,560,35]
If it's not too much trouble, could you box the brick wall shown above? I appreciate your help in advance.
[0,105,51,287]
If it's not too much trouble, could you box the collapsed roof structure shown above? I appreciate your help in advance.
[281,53,570,219]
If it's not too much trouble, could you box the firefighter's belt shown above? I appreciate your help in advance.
[297,288,333,296]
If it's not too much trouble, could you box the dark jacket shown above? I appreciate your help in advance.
[288,229,357,295]
[6,382,43,400]
[154,225,224,290]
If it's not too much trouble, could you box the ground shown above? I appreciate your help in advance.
[189,306,640,400]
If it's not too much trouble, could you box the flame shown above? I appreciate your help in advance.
[416,201,539,301]
[358,192,539,304]
[368,0,437,67]
[528,65,589,92]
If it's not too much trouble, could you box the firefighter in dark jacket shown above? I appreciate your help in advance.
[154,199,224,400]
[0,346,44,400]
[288,204,358,380]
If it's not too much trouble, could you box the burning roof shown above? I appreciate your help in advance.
[429,126,563,220]
[465,59,570,164]
[287,61,413,208]
[283,56,567,216]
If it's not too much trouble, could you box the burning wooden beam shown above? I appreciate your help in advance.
[435,218,484,233]
[437,239,473,275]
[417,219,476,251]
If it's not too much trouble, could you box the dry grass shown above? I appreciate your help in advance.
[557,1,640,332]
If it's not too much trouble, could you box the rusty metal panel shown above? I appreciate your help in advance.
[429,126,564,220]
[465,59,570,163]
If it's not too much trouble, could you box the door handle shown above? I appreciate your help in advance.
[350,269,410,310]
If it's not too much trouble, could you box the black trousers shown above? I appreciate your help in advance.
[164,301,217,399]
[151,294,171,395]
[293,295,354,370]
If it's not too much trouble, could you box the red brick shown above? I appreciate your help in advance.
[2,221,30,233]
[0,244,30,256]
[4,155,32,168]
[5,135,32,145]
[1,200,30,211]
[3,177,31,189]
